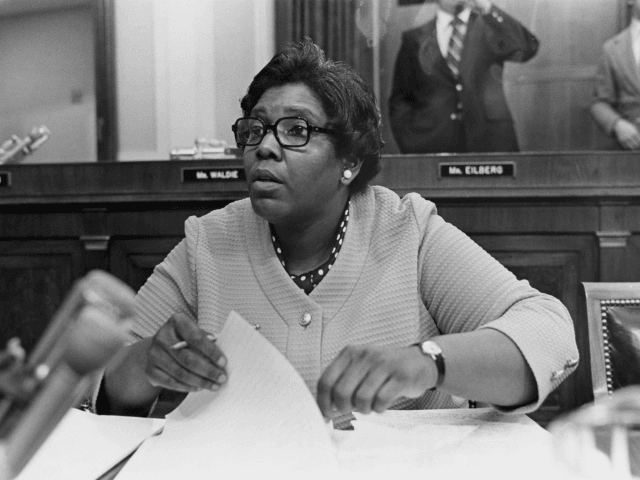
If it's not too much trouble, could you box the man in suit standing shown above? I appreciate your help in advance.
[591,0,640,150]
[388,0,539,154]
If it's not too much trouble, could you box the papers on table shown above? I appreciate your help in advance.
[115,310,339,479]
[12,409,164,480]
[8,310,566,479]
[334,409,559,479]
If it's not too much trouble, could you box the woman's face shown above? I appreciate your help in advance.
[243,83,347,227]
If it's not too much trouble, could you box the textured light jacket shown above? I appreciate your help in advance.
[132,186,578,413]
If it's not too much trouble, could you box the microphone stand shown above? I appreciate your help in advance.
[0,271,136,480]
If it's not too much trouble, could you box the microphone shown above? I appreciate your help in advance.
[0,270,136,479]
[0,126,50,165]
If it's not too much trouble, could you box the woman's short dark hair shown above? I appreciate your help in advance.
[240,38,384,193]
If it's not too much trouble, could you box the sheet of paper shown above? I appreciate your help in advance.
[116,310,338,479]
[333,408,560,479]
[13,408,164,480]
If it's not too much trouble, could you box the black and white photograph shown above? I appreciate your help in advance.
[0,1,638,478]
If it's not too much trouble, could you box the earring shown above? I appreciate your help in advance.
[342,169,353,180]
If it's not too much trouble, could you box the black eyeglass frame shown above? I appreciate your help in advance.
[231,116,336,148]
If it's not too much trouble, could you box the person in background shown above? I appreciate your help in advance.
[591,0,640,151]
[94,39,578,427]
[388,0,539,154]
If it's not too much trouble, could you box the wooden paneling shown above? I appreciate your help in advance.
[110,238,183,292]
[439,204,598,234]
[0,240,83,353]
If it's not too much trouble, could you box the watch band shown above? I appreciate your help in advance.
[415,340,445,390]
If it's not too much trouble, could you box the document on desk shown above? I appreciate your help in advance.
[333,408,557,478]
[13,408,165,480]
[115,310,339,479]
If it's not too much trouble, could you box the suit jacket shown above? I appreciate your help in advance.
[591,27,640,138]
[389,6,539,154]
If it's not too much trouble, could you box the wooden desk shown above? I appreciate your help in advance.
[1,152,639,426]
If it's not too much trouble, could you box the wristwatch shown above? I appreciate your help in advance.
[416,340,445,390]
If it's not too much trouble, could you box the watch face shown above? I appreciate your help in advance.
[421,341,442,356]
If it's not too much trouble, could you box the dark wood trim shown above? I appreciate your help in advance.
[93,0,118,161]
[375,151,640,199]
[2,152,640,205]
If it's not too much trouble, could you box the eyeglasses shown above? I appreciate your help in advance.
[232,117,335,148]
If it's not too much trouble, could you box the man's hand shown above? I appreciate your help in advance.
[613,118,640,150]
[316,345,436,420]
[145,313,227,393]
[467,0,492,14]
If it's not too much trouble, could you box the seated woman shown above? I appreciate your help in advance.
[94,39,579,423]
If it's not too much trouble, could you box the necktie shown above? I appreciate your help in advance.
[446,16,466,77]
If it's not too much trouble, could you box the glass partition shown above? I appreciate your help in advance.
[355,0,630,154]
[0,0,633,163]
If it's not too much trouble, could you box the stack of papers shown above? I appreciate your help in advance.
[7,311,562,479]
[334,409,557,478]
[13,410,164,480]
[115,310,338,478]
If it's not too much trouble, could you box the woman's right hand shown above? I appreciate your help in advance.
[145,313,228,393]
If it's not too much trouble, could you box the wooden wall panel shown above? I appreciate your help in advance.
[438,204,598,234]
[0,240,83,353]
[599,234,640,283]
[110,238,183,293]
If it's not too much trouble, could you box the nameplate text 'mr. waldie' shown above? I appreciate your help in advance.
[182,168,246,183]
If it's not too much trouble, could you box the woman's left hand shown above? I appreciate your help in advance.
[316,345,435,420]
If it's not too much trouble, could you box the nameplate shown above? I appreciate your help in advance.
[0,172,10,187]
[439,162,515,178]
[182,168,246,183]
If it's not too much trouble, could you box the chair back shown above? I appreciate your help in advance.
[582,282,640,403]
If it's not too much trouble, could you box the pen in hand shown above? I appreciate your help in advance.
[169,334,217,351]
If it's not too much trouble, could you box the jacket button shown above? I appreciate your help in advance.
[456,84,463,92]
[299,313,312,327]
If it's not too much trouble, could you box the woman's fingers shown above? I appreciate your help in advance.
[147,342,226,391]
[317,349,352,419]
[330,355,375,414]
[317,345,433,419]
[170,314,227,369]
[146,361,221,393]
[372,378,402,413]
[352,370,390,414]
[146,313,227,392]
[317,346,394,418]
